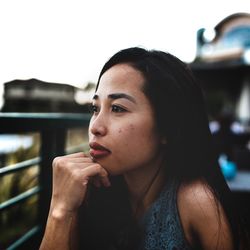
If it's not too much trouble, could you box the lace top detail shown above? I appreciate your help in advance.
[139,179,192,250]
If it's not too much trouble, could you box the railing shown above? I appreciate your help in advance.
[1,113,250,249]
[0,113,91,249]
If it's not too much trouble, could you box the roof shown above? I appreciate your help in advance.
[193,12,250,66]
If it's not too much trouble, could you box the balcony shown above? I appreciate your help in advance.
[0,113,90,249]
[0,112,250,249]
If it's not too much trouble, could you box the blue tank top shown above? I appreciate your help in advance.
[139,179,192,250]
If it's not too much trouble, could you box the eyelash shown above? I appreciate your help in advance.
[111,105,126,113]
[89,104,127,114]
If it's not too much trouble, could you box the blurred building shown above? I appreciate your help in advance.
[1,78,91,113]
[190,12,250,123]
[190,12,250,169]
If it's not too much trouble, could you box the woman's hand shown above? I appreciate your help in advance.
[50,152,111,217]
[40,152,110,250]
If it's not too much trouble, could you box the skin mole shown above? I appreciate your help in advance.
[118,125,134,134]
[129,124,135,130]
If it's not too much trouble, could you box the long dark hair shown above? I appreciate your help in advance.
[81,47,248,249]
[97,47,214,180]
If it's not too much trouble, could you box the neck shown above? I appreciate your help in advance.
[124,156,166,218]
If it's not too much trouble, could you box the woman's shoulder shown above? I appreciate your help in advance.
[177,179,215,211]
[177,179,234,249]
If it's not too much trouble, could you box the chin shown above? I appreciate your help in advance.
[100,164,125,176]
[104,167,123,176]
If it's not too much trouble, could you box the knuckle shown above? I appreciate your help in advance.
[79,152,86,157]
[70,169,78,180]
[52,157,63,169]
[100,170,107,177]
[52,156,60,166]
[94,164,102,172]
[71,169,82,181]
[57,159,65,168]
[93,164,107,177]
[52,157,68,171]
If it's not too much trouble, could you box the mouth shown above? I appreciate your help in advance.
[89,142,111,159]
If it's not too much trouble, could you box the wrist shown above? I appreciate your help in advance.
[49,204,78,221]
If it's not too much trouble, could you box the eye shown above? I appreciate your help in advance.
[89,104,99,114]
[111,105,126,113]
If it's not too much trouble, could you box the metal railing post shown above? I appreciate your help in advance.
[38,128,67,236]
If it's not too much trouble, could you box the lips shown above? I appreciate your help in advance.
[89,142,111,159]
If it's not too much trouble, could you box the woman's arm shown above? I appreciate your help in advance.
[39,152,111,250]
[178,180,234,250]
[40,207,79,249]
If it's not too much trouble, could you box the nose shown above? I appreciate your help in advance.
[89,112,107,137]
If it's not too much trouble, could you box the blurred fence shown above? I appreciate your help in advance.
[0,113,90,249]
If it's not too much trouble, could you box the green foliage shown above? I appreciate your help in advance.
[0,133,40,248]
[0,129,88,248]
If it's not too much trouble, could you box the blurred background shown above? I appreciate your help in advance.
[0,0,250,249]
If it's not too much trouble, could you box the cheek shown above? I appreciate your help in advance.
[117,124,135,136]
[116,122,157,147]
[113,124,136,150]
[118,124,134,131]
[105,123,160,175]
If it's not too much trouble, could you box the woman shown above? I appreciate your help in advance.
[40,47,248,249]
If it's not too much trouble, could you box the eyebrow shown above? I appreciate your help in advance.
[93,93,136,103]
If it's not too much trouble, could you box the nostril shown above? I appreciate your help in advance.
[90,123,107,136]
[91,127,101,136]
[92,127,106,136]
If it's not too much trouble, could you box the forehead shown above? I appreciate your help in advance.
[96,64,145,96]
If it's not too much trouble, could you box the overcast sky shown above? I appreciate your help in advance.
[0,0,250,107]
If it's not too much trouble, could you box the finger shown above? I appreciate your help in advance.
[64,157,93,164]
[53,156,91,169]
[81,164,111,187]
[99,174,111,187]
[53,154,93,169]
[92,177,101,188]
[64,152,87,158]
[53,153,87,166]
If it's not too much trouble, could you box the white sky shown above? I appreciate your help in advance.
[0,0,250,107]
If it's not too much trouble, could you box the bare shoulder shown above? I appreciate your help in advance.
[178,179,216,217]
[177,179,234,250]
[178,178,213,201]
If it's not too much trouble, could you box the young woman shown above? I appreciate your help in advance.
[40,47,248,250]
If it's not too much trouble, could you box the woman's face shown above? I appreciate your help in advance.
[88,63,163,175]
